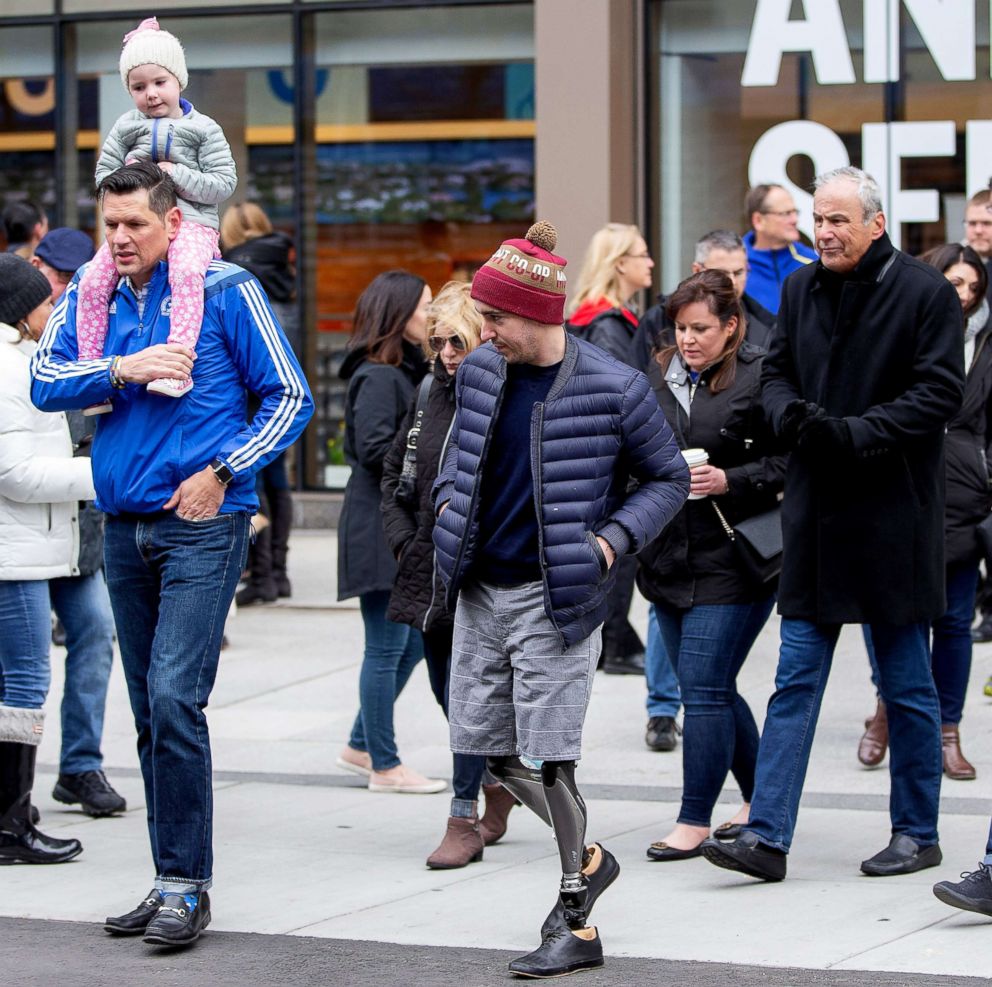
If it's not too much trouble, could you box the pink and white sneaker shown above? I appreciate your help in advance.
[83,401,113,416]
[147,377,194,399]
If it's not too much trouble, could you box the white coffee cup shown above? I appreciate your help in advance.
[682,448,709,499]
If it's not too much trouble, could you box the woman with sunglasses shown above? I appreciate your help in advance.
[380,280,516,867]
[336,270,446,795]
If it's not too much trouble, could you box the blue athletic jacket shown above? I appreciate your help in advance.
[432,334,689,648]
[30,260,313,516]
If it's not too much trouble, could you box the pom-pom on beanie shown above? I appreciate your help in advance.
[120,17,188,91]
[470,221,568,325]
[0,253,54,328]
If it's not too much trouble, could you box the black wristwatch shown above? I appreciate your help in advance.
[209,458,234,487]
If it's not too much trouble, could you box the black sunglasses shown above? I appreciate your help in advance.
[428,335,467,353]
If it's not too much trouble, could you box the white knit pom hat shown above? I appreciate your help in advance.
[119,17,188,91]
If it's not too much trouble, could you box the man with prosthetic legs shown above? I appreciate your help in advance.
[433,222,688,977]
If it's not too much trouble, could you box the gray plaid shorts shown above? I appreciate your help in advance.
[448,580,602,762]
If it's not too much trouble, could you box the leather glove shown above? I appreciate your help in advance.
[778,400,823,447]
[797,415,853,460]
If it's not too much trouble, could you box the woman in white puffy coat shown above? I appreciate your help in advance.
[0,254,95,865]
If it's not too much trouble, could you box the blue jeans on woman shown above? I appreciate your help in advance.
[348,590,423,772]
[423,626,486,816]
[655,596,774,827]
[749,618,941,852]
[105,512,250,893]
[0,580,53,708]
[865,561,979,726]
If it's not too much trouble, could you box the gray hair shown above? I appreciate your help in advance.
[694,229,745,265]
[813,166,883,225]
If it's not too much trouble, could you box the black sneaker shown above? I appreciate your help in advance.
[509,926,604,978]
[53,770,126,817]
[143,891,211,946]
[645,716,679,752]
[105,890,163,935]
[933,863,992,916]
[972,616,992,643]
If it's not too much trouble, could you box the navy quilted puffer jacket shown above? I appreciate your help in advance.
[432,334,689,647]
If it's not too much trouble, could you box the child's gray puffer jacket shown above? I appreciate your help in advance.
[95,98,237,230]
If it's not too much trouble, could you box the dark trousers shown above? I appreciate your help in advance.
[601,554,644,657]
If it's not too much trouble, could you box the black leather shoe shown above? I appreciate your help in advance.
[646,840,702,862]
[645,716,679,752]
[700,831,787,882]
[860,834,942,876]
[508,926,604,978]
[713,822,743,841]
[540,844,619,937]
[602,651,645,675]
[236,581,278,607]
[972,615,992,643]
[0,825,82,864]
[142,891,211,946]
[53,770,126,817]
[105,890,163,935]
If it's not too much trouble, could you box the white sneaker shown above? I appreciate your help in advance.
[83,401,113,416]
[147,377,193,398]
[368,765,447,794]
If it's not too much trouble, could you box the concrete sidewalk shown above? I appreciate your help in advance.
[7,530,992,981]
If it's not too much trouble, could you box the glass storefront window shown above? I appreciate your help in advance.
[0,27,56,243]
[653,0,992,286]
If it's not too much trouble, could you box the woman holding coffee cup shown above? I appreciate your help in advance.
[636,269,787,861]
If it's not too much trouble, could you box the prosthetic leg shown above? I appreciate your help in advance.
[489,756,616,977]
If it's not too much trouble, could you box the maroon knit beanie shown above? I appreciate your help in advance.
[471,221,568,325]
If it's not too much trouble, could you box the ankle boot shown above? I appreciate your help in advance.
[269,487,293,598]
[479,783,518,846]
[857,698,888,768]
[0,708,82,865]
[942,723,977,780]
[426,815,484,869]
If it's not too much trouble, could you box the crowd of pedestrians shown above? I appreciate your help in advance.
[3,14,992,979]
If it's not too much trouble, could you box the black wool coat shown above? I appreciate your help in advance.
[945,318,992,566]
[381,358,456,632]
[336,341,428,601]
[762,233,965,624]
[636,344,786,608]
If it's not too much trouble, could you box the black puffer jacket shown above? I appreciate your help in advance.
[336,341,428,600]
[945,317,992,565]
[637,344,787,608]
[381,358,455,632]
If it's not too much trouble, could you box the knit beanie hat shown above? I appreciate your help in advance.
[471,221,568,325]
[120,18,188,91]
[0,253,53,327]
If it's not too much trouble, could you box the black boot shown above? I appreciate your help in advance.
[237,525,278,606]
[268,487,293,598]
[0,723,82,865]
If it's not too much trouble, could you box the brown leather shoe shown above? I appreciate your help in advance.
[426,816,484,869]
[942,723,976,780]
[858,699,888,768]
[479,783,517,846]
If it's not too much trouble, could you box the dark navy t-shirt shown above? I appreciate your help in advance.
[474,361,561,585]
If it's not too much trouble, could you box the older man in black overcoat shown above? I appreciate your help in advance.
[702,166,965,883]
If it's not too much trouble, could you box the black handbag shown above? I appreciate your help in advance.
[712,501,783,583]
[394,375,433,507]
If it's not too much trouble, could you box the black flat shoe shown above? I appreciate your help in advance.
[142,891,211,946]
[713,822,743,841]
[540,844,619,937]
[700,832,787,882]
[508,926,604,978]
[646,841,702,861]
[105,890,162,935]
[860,834,942,876]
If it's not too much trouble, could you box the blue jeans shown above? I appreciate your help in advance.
[0,580,52,708]
[655,597,773,827]
[348,590,423,772]
[104,512,250,893]
[423,626,486,815]
[645,604,681,719]
[750,618,942,852]
[865,562,978,726]
[50,570,116,774]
